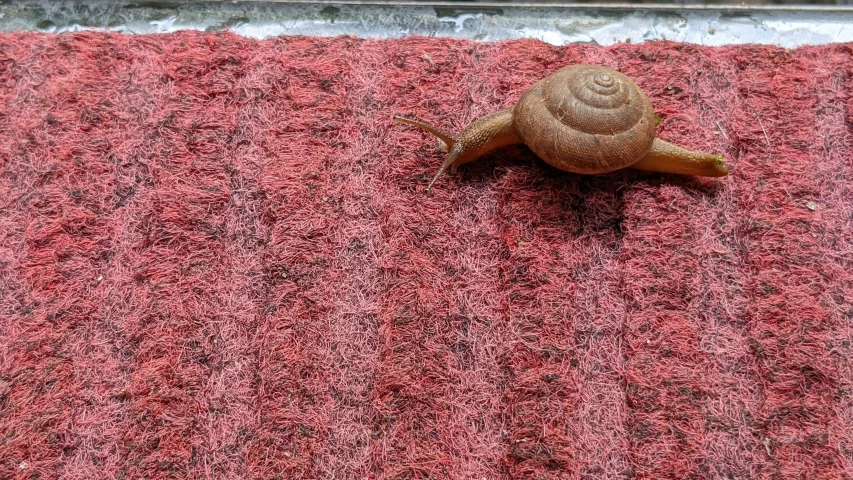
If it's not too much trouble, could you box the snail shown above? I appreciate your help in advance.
[394,64,729,192]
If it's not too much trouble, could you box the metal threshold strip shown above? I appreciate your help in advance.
[247,0,853,12]
[0,0,851,47]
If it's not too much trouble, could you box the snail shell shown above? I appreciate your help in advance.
[512,65,657,174]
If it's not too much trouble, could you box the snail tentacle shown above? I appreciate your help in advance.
[393,115,458,151]
[425,144,463,192]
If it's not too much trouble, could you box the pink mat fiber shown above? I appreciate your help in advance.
[0,31,852,479]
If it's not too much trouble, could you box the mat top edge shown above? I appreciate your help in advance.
[1,0,852,48]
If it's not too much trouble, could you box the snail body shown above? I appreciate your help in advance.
[394,64,729,192]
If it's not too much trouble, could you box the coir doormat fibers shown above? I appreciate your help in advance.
[0,31,852,479]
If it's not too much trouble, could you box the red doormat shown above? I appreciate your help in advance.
[0,31,851,479]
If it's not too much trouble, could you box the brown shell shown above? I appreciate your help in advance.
[512,64,657,174]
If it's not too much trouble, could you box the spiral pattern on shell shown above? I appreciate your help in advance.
[512,64,657,174]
